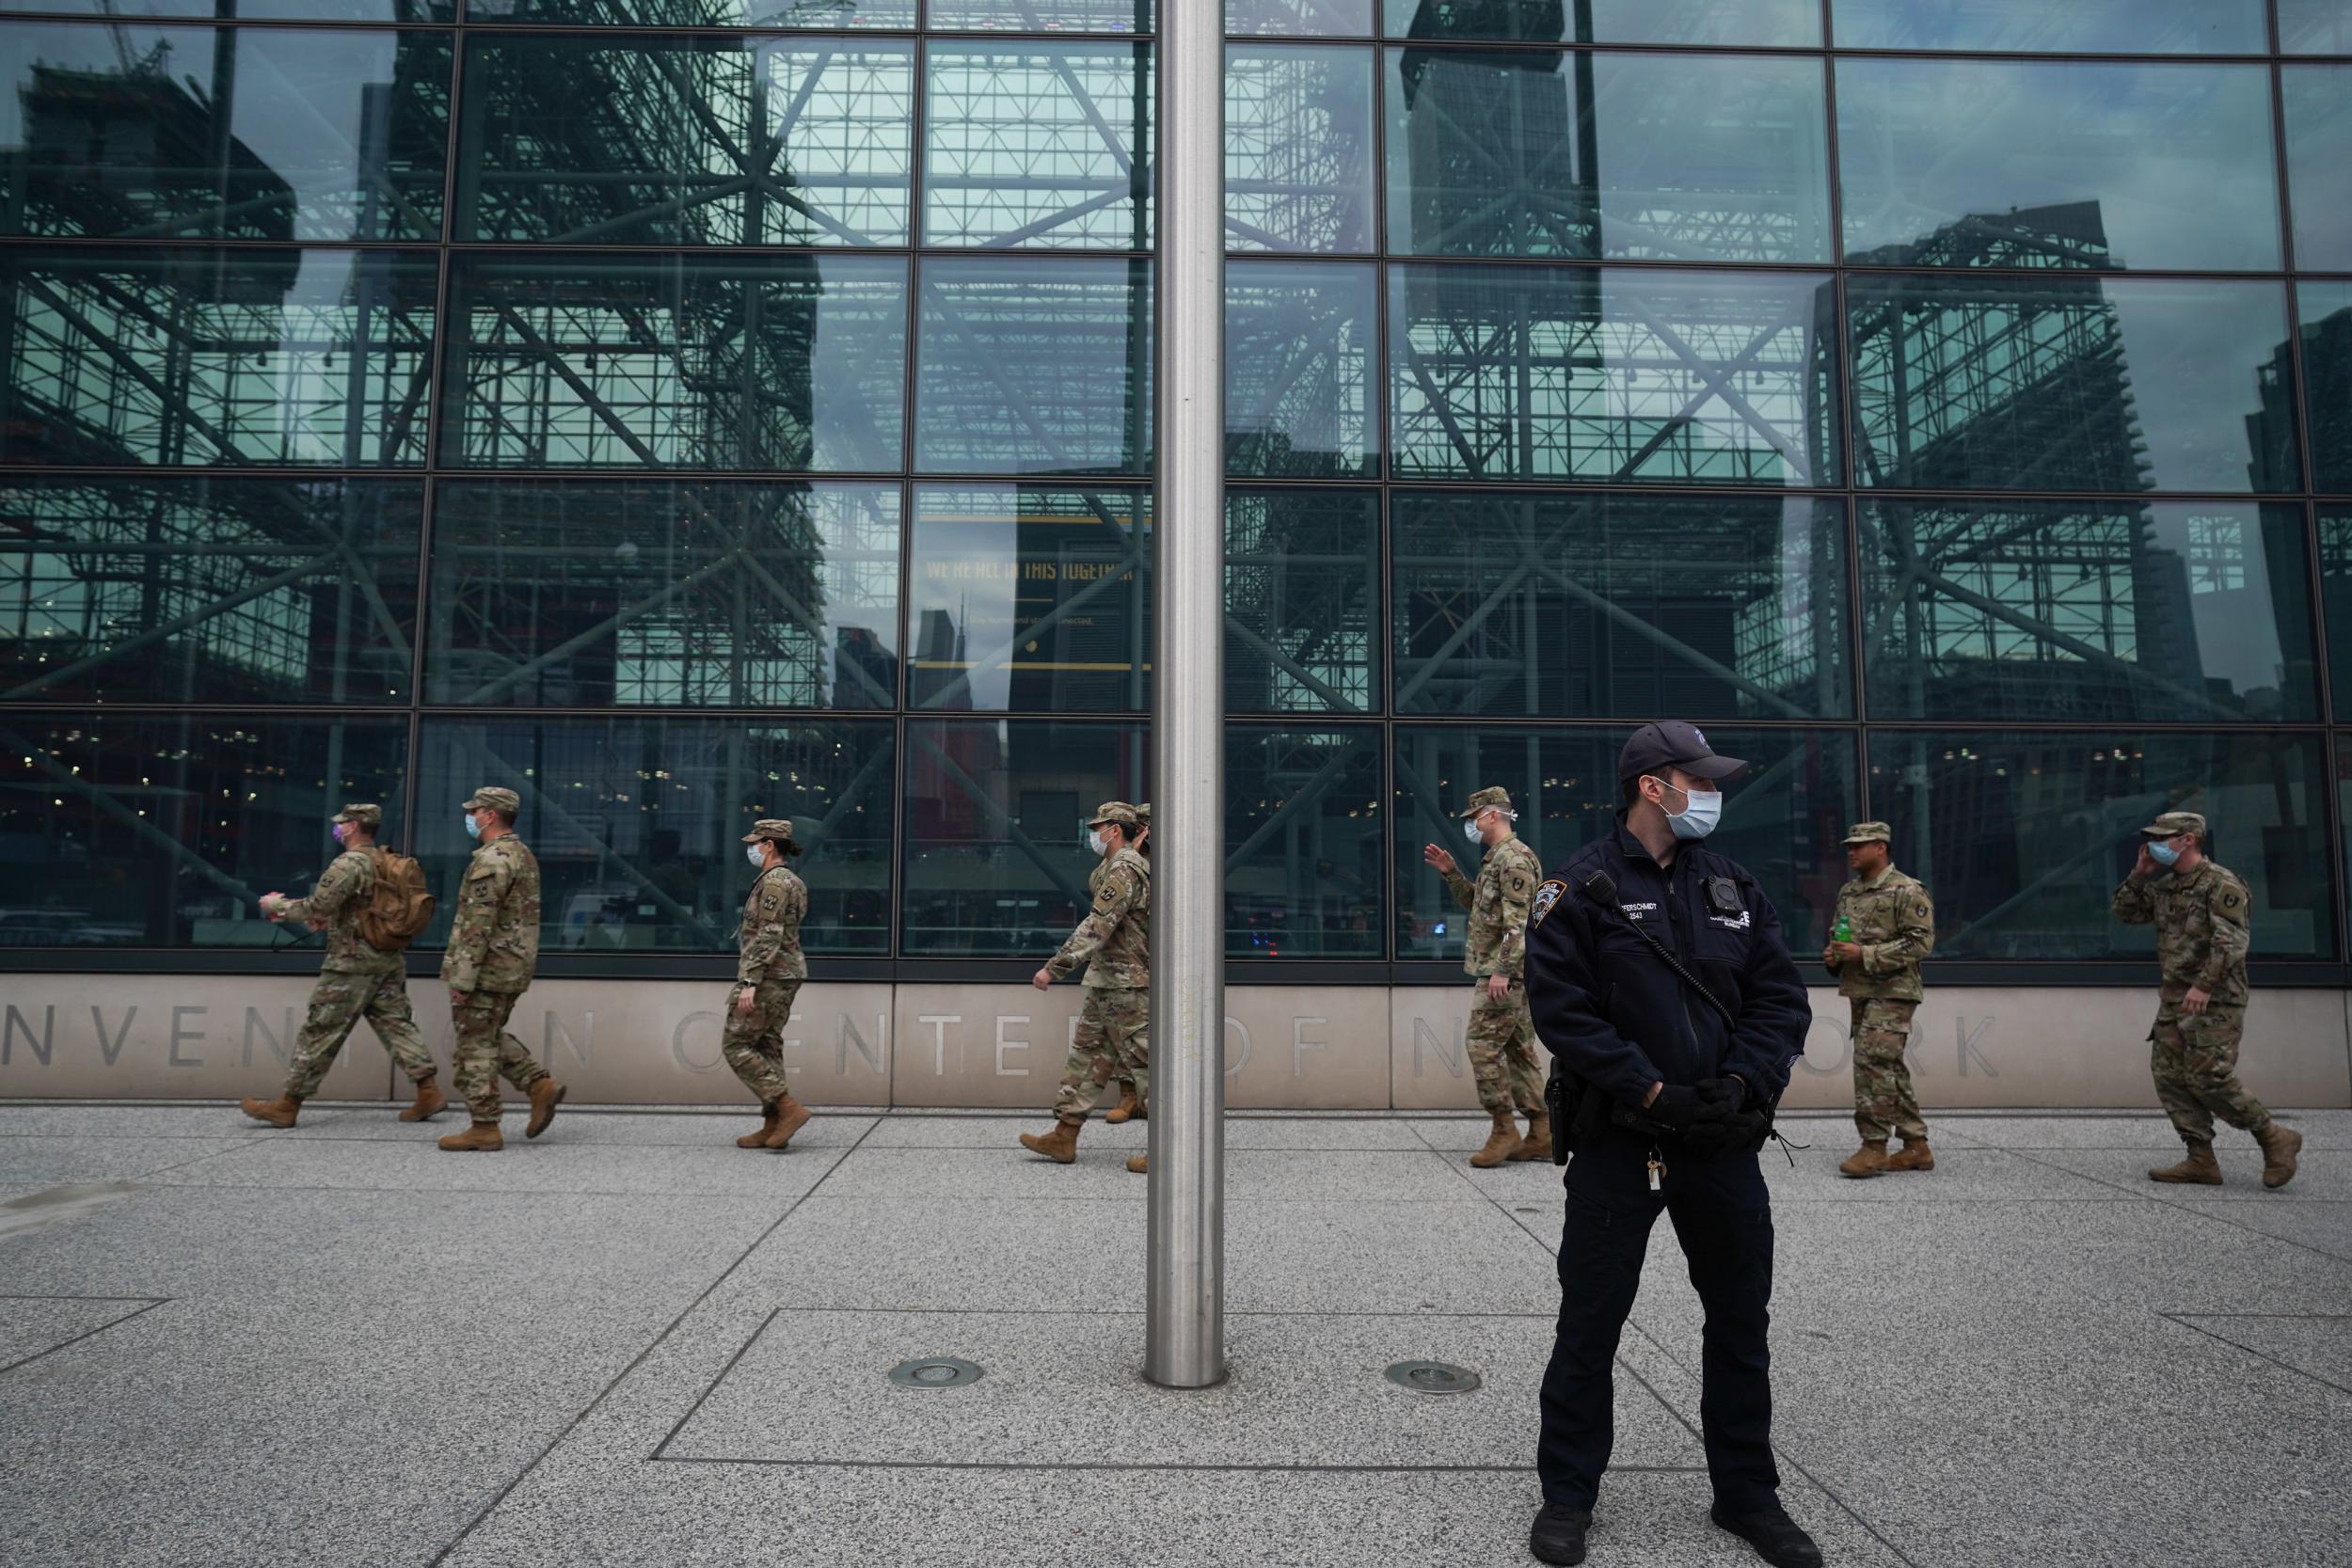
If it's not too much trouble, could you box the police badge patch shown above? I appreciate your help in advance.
[1530,878,1566,928]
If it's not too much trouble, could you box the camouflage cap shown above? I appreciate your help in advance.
[1089,800,1142,830]
[461,785,521,816]
[331,802,382,829]
[1458,784,1512,818]
[1136,802,1151,827]
[2141,810,2207,840]
[740,817,797,846]
[1842,820,1892,846]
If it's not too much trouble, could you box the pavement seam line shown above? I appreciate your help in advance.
[2156,1311,2352,1399]
[648,1456,1712,1475]
[1999,1145,2352,1268]
[0,1296,171,1379]
[650,1307,784,1460]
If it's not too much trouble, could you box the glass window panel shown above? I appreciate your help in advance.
[1381,0,1820,45]
[415,716,893,955]
[1230,0,1372,36]
[900,718,1149,957]
[1392,724,1856,959]
[1862,500,2319,725]
[0,22,447,243]
[2280,1,2352,53]
[424,481,899,710]
[442,252,906,472]
[1867,731,2332,960]
[0,477,419,707]
[1836,59,2280,274]
[914,256,1152,476]
[1389,263,1838,486]
[908,484,1150,712]
[927,0,1152,29]
[2285,68,2352,272]
[923,41,1150,251]
[469,0,912,23]
[1385,49,1830,265]
[1829,0,2266,52]
[1391,492,1849,720]
[2304,281,2352,494]
[1225,44,1375,254]
[2308,508,2352,720]
[0,713,406,952]
[1226,724,1382,957]
[0,249,437,468]
[0,1,452,19]
[1847,275,2298,496]
[1225,487,1378,714]
[1226,260,1377,479]
[456,34,914,247]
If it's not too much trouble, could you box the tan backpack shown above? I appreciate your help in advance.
[358,847,437,952]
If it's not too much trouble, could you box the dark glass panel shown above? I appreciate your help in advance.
[927,0,1152,29]
[456,34,913,247]
[1384,49,1830,264]
[1392,724,1856,959]
[2304,281,2352,494]
[0,713,406,951]
[0,21,447,243]
[899,718,1148,957]
[469,0,912,23]
[1388,263,1839,486]
[908,484,1149,712]
[0,249,437,468]
[2281,1,2352,53]
[1230,0,1373,36]
[1226,44,1375,254]
[1829,0,2265,53]
[914,256,1152,476]
[0,1,452,19]
[2285,68,2352,272]
[1225,486,1378,715]
[1868,731,2332,960]
[1836,59,2280,274]
[1382,0,1818,44]
[1847,275,2298,497]
[414,716,893,955]
[1226,724,1383,957]
[0,477,419,707]
[923,40,1150,251]
[2313,508,2352,720]
[442,252,906,472]
[1391,492,1849,720]
[423,481,899,710]
[1861,500,2319,725]
[1226,260,1377,479]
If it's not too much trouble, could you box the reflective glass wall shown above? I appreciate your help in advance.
[2,0,2348,977]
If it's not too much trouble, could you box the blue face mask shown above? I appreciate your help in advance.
[464,814,482,840]
[1661,780,1723,841]
[2148,838,2182,868]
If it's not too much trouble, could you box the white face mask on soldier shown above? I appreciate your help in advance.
[1464,818,1483,843]
[1088,829,1108,856]
[745,845,767,870]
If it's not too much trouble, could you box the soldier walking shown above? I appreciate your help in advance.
[726,818,815,1151]
[1104,800,1150,1127]
[239,803,442,1128]
[437,787,565,1153]
[1824,821,1936,1178]
[2113,811,2300,1189]
[1020,801,1151,1175]
[1422,785,1549,1166]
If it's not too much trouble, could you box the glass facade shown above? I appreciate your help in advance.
[2,2,2347,980]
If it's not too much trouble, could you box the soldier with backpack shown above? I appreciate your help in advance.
[239,803,443,1129]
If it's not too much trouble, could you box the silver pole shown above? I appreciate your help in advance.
[1147,0,1226,1390]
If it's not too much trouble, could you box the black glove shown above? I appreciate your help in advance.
[1695,1076,1747,1109]
[1649,1085,1702,1132]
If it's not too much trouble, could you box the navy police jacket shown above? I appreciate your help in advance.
[1524,816,1811,1113]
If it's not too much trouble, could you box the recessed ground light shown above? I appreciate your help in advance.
[887,1357,983,1389]
[1385,1359,1481,1395]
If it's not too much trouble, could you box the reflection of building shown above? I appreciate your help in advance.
[2252,304,2350,492]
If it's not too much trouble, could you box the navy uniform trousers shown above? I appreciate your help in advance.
[1537,1125,1781,1513]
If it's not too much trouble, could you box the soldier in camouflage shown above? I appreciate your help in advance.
[437,787,565,1152]
[1823,821,1936,1178]
[2112,810,2300,1189]
[1021,801,1150,1173]
[238,803,442,1129]
[727,818,815,1152]
[1422,784,1549,1167]
[1104,801,1150,1127]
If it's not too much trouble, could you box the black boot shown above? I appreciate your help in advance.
[1529,1503,1591,1565]
[1710,1502,1822,1568]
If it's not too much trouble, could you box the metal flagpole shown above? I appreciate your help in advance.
[1146,0,1226,1390]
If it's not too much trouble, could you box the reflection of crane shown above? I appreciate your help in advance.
[93,0,173,77]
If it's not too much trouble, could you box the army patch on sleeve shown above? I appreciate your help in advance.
[1530,879,1566,928]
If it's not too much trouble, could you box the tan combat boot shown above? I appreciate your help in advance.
[738,1101,780,1149]
[238,1093,302,1129]
[1127,1154,1148,1175]
[1838,1139,1890,1179]
[1470,1113,1521,1169]
[764,1093,813,1150]
[2149,1140,2222,1185]
[525,1078,567,1139]
[1104,1083,1141,1125]
[438,1120,504,1152]
[1019,1117,1082,1164]
[1885,1139,1934,1172]
[1508,1114,1552,1164]
[2254,1122,2303,1190]
[398,1074,445,1123]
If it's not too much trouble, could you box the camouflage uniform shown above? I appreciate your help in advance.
[1112,803,1151,1100]
[1440,786,1544,1120]
[439,793,549,1124]
[2111,819,2270,1145]
[725,820,809,1107]
[278,812,436,1099]
[1044,802,1151,1123]
[1828,830,1935,1143]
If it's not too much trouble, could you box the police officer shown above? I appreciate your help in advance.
[726,819,814,1151]
[1824,821,1936,1178]
[1422,784,1548,1165]
[1104,801,1151,1127]
[1020,801,1151,1174]
[2112,810,2300,1189]
[437,787,565,1153]
[1524,722,1820,1568]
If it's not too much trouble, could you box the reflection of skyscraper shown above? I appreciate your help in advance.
[17,58,294,242]
[2250,305,2347,493]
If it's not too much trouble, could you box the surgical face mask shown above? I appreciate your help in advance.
[2149,838,2183,868]
[332,823,349,847]
[1088,829,1107,856]
[1463,818,1483,844]
[1661,780,1722,841]
[745,845,768,870]
[463,814,483,840]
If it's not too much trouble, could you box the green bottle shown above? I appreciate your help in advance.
[1832,913,1852,943]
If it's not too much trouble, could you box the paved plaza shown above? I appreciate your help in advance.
[0,1102,2345,1568]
